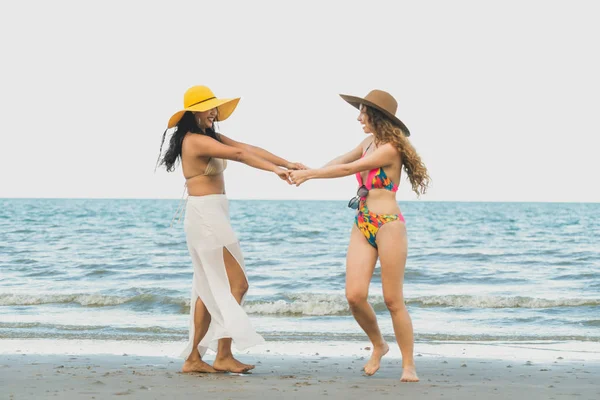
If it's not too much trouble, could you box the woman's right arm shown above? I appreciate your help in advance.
[186,135,291,183]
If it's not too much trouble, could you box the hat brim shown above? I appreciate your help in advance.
[340,94,410,137]
[167,97,240,129]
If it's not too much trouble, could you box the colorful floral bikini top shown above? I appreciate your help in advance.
[355,142,399,192]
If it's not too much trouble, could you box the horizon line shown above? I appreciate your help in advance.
[1,197,599,205]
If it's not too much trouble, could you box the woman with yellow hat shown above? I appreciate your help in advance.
[156,85,305,374]
[290,90,430,382]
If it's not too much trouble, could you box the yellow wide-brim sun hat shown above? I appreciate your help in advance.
[167,85,240,129]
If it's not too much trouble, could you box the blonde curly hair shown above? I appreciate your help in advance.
[366,107,430,196]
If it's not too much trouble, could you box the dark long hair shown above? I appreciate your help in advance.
[155,111,221,172]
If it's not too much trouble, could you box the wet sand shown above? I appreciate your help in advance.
[1,351,599,399]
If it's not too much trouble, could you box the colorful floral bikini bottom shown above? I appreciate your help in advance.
[355,199,405,248]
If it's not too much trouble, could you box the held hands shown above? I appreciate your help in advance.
[275,167,293,185]
[274,162,310,185]
[289,169,313,186]
[286,162,309,170]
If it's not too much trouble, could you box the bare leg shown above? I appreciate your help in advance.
[346,225,389,376]
[377,221,419,382]
[182,296,218,373]
[212,247,255,373]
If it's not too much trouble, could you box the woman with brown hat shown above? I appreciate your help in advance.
[290,90,429,382]
[156,85,305,374]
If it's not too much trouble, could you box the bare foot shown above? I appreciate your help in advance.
[400,364,419,382]
[182,358,219,373]
[213,356,255,373]
[363,342,389,376]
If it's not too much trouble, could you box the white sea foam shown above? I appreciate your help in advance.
[2,292,598,312]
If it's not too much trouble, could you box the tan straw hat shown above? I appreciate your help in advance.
[167,85,240,129]
[340,89,410,136]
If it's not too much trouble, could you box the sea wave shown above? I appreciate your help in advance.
[0,322,598,343]
[408,295,600,309]
[246,294,600,315]
[2,292,599,313]
[0,293,186,307]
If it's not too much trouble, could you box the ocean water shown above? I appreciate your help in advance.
[1,199,599,351]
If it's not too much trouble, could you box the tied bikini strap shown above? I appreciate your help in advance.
[170,182,188,228]
[363,141,374,156]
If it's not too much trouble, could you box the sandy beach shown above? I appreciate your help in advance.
[1,346,599,400]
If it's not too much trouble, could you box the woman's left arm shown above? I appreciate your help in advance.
[220,134,306,170]
[290,143,397,186]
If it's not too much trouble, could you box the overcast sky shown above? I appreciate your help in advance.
[1,0,598,202]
